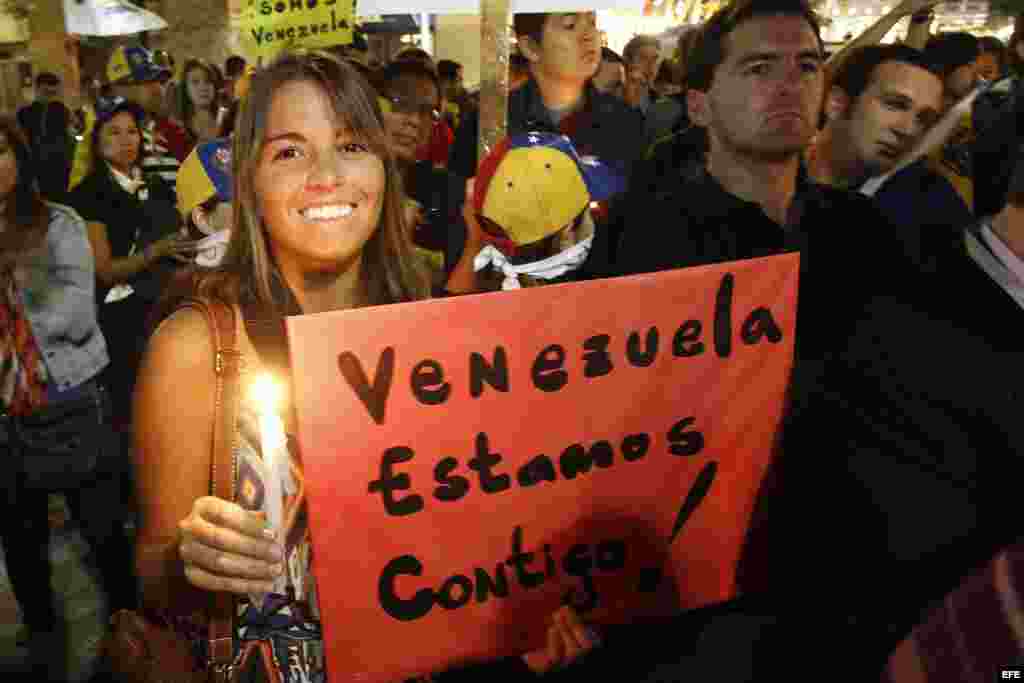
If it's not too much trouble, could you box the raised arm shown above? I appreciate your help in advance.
[825,0,940,82]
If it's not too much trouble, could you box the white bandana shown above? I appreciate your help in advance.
[473,236,594,290]
[194,229,231,268]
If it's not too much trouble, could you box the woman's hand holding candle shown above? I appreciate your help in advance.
[178,496,284,597]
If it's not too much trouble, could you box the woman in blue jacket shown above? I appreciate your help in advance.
[0,116,136,678]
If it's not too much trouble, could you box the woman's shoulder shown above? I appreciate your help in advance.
[145,303,222,383]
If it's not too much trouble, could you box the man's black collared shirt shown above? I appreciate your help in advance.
[612,164,906,361]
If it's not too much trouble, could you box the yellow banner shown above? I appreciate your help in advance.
[239,0,354,59]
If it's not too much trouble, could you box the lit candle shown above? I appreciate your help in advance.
[252,374,288,603]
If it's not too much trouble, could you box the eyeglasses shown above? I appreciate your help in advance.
[381,94,441,122]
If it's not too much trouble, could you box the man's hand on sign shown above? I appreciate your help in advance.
[178,496,283,596]
[521,606,601,674]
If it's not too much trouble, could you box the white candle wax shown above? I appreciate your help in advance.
[253,374,288,605]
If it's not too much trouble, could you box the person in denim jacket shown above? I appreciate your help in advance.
[0,116,137,679]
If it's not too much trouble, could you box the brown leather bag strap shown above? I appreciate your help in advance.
[178,297,242,681]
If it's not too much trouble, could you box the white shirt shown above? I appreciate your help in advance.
[965,221,1024,310]
[981,222,1024,286]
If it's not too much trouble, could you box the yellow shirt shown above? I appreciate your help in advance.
[68,104,95,191]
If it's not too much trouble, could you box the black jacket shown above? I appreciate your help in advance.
[406,160,467,256]
[448,78,644,182]
[605,164,948,650]
[16,101,72,202]
[68,164,181,304]
[792,226,1024,652]
[871,159,973,275]
[611,164,906,361]
[972,76,1024,217]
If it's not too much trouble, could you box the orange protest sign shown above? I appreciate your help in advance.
[286,254,799,682]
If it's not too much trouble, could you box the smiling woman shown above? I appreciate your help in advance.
[133,50,600,682]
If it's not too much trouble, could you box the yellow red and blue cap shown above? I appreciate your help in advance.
[472,132,625,247]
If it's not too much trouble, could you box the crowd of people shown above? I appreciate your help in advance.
[2,0,1023,679]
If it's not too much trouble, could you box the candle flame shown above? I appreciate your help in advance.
[252,373,283,414]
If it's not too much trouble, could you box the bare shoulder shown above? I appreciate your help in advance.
[134,305,231,499]
[146,307,217,374]
[136,307,220,434]
[134,307,220,551]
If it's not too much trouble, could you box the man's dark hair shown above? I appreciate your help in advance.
[513,13,548,45]
[380,59,441,98]
[35,72,59,87]
[225,55,247,79]
[924,32,980,78]
[687,0,824,93]
[601,47,623,64]
[437,59,462,81]
[831,45,942,102]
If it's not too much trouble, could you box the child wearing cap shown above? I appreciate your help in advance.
[446,132,625,293]
[176,138,233,267]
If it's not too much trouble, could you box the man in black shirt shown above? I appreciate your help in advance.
[607,0,916,672]
[17,72,72,202]
[613,0,900,359]
[448,12,642,184]
[807,45,971,274]
[610,1,1022,674]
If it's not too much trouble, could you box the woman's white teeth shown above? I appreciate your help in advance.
[301,204,355,220]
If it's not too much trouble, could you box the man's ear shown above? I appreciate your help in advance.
[687,88,709,127]
[825,86,851,123]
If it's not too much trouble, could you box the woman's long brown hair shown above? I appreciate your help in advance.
[176,58,222,139]
[155,50,430,327]
[0,116,51,264]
